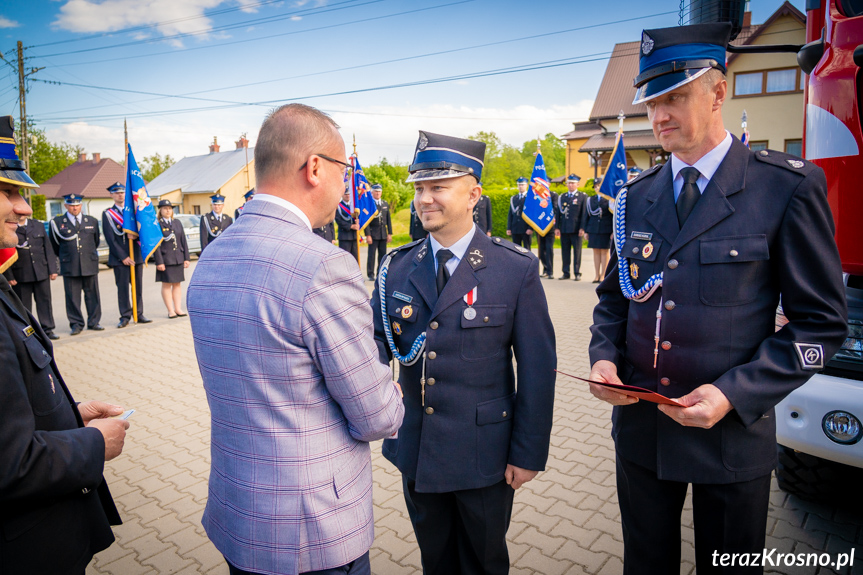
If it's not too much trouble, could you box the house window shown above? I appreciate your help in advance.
[785,139,803,157]
[749,140,769,152]
[734,68,805,97]
[193,205,201,215]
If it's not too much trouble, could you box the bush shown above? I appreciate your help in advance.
[30,194,46,221]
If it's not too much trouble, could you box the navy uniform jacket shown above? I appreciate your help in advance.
[507,194,530,234]
[555,190,588,235]
[312,221,336,242]
[371,229,557,493]
[153,219,190,267]
[335,203,357,241]
[101,206,143,267]
[8,219,58,283]
[589,139,847,484]
[409,203,427,241]
[473,194,493,233]
[49,214,100,277]
[199,212,233,251]
[0,280,121,574]
[366,200,393,240]
[584,195,612,235]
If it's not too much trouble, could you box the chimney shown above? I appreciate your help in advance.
[78,152,87,163]
[92,153,101,163]
[235,135,249,149]
[742,10,751,29]
[209,137,220,154]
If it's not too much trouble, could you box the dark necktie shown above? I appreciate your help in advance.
[677,167,702,226]
[436,249,454,294]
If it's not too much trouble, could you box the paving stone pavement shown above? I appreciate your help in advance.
[46,252,861,575]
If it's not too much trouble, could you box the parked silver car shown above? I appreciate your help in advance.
[175,214,202,257]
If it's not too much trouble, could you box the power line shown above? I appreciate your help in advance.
[33,10,675,117]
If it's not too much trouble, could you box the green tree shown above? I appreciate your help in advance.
[363,157,413,212]
[27,127,83,185]
[140,152,175,182]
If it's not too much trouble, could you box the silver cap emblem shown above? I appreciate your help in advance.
[641,31,655,56]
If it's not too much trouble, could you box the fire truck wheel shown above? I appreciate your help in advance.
[775,445,846,501]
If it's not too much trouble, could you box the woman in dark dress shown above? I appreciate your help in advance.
[153,200,190,318]
[584,182,613,283]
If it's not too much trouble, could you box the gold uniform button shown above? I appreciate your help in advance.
[502,411,508,418]
[425,407,434,415]
[660,377,670,386]
[661,341,672,351]
[667,259,678,269]
[483,317,489,323]
[430,321,439,330]
[428,351,437,360]
[664,300,675,311]
[427,378,436,385]
[729,249,739,257]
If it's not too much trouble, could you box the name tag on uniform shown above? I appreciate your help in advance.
[393,291,413,303]
[631,231,653,241]
[22,325,35,337]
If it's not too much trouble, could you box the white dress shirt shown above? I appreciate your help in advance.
[253,194,312,231]
[430,224,477,275]
[671,130,733,202]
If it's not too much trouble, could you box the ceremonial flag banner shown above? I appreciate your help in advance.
[123,143,163,262]
[598,132,628,202]
[742,128,751,148]
[0,247,17,274]
[522,149,555,236]
[351,155,378,233]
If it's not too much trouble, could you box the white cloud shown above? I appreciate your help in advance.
[0,16,20,28]
[290,15,301,21]
[52,0,227,38]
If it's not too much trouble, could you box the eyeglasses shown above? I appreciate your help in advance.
[299,153,351,175]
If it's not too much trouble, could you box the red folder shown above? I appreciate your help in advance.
[555,369,685,407]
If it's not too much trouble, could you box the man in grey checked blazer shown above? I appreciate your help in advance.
[188,104,405,575]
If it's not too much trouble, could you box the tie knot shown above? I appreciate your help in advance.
[681,167,700,185]
[437,249,454,269]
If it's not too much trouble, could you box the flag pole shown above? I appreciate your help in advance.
[352,134,360,267]
[125,119,138,323]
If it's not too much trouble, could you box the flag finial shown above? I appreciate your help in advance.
[352,134,356,156]
[618,110,626,132]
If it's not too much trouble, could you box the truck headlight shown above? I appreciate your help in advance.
[822,411,862,445]
[835,319,863,361]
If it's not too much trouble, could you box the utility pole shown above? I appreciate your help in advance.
[17,41,28,173]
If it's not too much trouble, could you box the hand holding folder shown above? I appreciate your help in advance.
[555,368,685,407]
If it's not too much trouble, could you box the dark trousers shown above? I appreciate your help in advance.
[338,240,358,260]
[560,233,583,276]
[366,239,387,278]
[112,264,144,320]
[616,454,771,575]
[12,279,55,332]
[511,233,532,252]
[63,275,101,329]
[226,551,370,575]
[403,476,515,575]
[537,233,554,275]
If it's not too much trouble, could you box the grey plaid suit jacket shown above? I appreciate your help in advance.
[188,199,404,575]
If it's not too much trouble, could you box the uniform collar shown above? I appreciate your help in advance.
[671,130,732,196]
[429,224,476,272]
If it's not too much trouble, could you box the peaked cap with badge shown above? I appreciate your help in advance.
[406,131,485,183]
[0,116,38,189]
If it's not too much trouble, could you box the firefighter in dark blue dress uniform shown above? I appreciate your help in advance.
[472,192,492,236]
[312,219,336,243]
[409,201,428,241]
[536,189,557,279]
[371,131,556,575]
[335,188,359,258]
[587,23,847,574]
[234,188,254,219]
[102,182,151,328]
[50,194,103,335]
[506,177,532,251]
[199,193,233,252]
[364,183,392,281]
[555,174,587,280]
[5,214,60,339]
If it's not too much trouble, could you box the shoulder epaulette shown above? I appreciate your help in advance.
[627,164,661,187]
[387,238,424,258]
[753,149,814,176]
[490,236,534,258]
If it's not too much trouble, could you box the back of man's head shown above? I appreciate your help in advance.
[254,104,341,189]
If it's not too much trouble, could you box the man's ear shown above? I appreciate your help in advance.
[713,78,728,110]
[304,155,323,187]
[467,180,482,209]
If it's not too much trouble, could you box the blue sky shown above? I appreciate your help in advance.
[0,0,804,165]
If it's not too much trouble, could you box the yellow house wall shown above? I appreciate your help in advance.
[724,14,805,151]
[565,138,594,181]
[180,159,255,216]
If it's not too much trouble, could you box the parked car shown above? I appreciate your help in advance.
[175,214,202,257]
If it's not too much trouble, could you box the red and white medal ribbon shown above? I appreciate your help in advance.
[463,287,478,320]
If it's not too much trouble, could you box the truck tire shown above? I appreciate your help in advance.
[775,445,841,501]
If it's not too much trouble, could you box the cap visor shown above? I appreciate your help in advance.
[632,67,711,105]
[0,169,39,189]
[406,169,474,183]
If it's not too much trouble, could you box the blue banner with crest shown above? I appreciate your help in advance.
[598,132,627,202]
[123,143,163,263]
[522,151,555,236]
[351,155,378,233]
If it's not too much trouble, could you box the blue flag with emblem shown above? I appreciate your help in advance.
[350,154,378,234]
[598,132,627,202]
[123,143,163,263]
[522,147,555,236]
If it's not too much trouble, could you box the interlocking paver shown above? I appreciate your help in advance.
[48,256,858,575]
